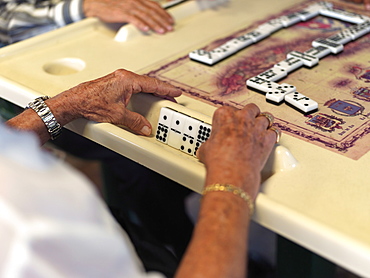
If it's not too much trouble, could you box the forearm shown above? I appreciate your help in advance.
[6,92,79,145]
[175,184,253,278]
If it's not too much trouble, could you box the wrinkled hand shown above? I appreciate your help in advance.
[83,0,174,34]
[345,0,370,10]
[57,69,181,135]
[197,104,278,199]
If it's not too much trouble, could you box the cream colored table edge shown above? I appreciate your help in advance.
[1,1,370,276]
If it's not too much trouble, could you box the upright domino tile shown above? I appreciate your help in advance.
[167,111,188,150]
[194,122,212,157]
[156,107,175,144]
[246,77,279,93]
[266,83,296,104]
[180,116,202,155]
[304,46,331,59]
[285,91,318,114]
[256,67,287,82]
[287,51,319,67]
[312,38,343,54]
[274,57,304,72]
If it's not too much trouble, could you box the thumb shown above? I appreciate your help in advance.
[121,110,152,136]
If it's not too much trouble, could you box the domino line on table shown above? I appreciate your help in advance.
[188,1,370,114]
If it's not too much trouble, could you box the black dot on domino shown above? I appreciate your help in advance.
[163,115,167,120]
[176,120,180,125]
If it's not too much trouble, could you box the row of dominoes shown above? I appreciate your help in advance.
[246,20,370,114]
[189,2,370,65]
[156,107,212,156]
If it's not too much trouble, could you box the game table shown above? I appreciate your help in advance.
[0,0,369,276]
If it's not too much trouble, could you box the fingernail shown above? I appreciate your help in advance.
[156,28,165,34]
[366,4,370,10]
[167,25,173,31]
[141,125,151,136]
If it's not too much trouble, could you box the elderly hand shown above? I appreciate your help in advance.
[83,0,175,34]
[52,69,181,136]
[197,104,278,199]
[345,0,370,10]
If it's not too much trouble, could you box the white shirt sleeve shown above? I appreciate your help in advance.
[0,123,164,278]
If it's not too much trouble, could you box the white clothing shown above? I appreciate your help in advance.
[0,123,164,278]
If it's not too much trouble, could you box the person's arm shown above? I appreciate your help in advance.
[6,69,182,145]
[176,104,278,278]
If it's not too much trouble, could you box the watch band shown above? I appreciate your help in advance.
[26,96,62,140]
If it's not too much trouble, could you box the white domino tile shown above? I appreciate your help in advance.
[180,116,202,155]
[156,107,175,144]
[167,111,187,150]
[279,13,302,27]
[304,46,331,59]
[245,30,270,43]
[266,83,296,104]
[257,67,287,82]
[287,51,319,67]
[296,2,333,21]
[194,122,212,157]
[320,8,369,24]
[224,35,254,51]
[274,57,304,72]
[312,38,343,54]
[285,91,318,113]
[189,49,215,65]
[257,21,284,34]
[326,32,353,45]
[246,76,279,93]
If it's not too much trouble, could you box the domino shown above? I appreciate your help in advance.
[320,8,369,24]
[180,116,202,155]
[346,21,370,40]
[156,107,175,144]
[326,32,352,45]
[167,111,188,150]
[194,122,212,157]
[312,38,343,54]
[279,13,302,27]
[304,46,331,59]
[285,91,318,114]
[246,76,279,93]
[287,51,319,67]
[257,20,284,34]
[245,30,270,43]
[224,35,254,51]
[189,49,215,65]
[256,67,287,82]
[210,46,233,61]
[266,83,296,104]
[274,57,304,72]
[296,2,333,21]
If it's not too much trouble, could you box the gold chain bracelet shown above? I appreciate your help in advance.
[202,183,254,216]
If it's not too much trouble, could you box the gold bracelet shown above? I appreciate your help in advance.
[202,184,254,216]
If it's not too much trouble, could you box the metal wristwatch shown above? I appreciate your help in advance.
[26,96,62,140]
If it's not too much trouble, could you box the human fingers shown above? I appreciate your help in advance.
[257,112,274,129]
[128,73,182,99]
[126,0,174,33]
[365,0,370,10]
[118,108,152,136]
